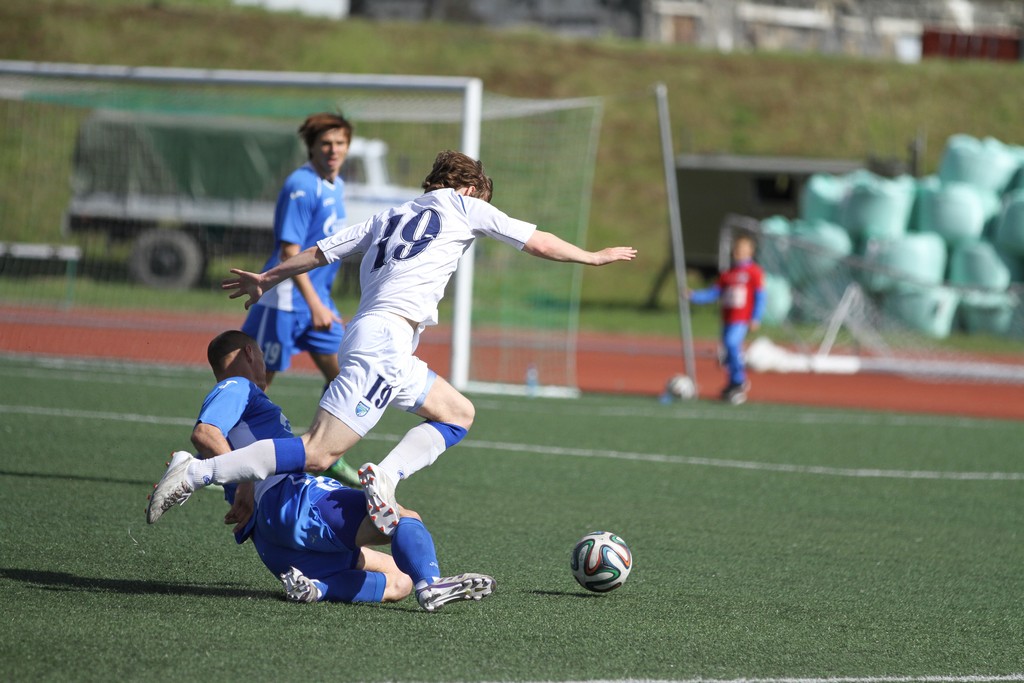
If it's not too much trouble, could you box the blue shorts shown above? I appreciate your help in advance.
[251,475,385,603]
[242,305,345,372]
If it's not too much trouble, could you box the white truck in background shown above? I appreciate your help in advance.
[63,112,421,288]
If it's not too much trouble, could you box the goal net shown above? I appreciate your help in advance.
[718,214,1024,384]
[0,61,602,395]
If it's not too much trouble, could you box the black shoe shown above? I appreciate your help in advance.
[720,382,749,405]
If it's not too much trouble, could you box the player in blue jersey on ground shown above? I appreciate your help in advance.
[147,150,637,538]
[241,112,359,486]
[185,329,494,610]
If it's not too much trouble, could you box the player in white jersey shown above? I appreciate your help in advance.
[148,150,637,537]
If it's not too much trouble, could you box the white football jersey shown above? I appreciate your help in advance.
[317,188,537,326]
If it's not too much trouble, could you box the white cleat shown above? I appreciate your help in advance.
[721,381,750,406]
[279,566,322,603]
[146,451,196,524]
[417,573,496,612]
[358,463,399,536]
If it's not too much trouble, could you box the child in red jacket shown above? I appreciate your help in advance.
[688,233,765,405]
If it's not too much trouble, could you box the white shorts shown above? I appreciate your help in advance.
[318,312,434,437]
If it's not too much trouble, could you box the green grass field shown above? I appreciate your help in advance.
[1,354,1022,682]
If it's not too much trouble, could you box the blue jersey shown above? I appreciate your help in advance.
[257,163,345,313]
[194,376,294,542]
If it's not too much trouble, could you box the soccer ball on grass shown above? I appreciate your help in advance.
[662,374,697,402]
[570,531,632,592]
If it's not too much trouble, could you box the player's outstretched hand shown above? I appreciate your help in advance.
[311,300,343,331]
[224,482,255,535]
[222,269,265,309]
[592,246,637,266]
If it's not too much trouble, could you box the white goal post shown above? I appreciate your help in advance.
[0,60,603,396]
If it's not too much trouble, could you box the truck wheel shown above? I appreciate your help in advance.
[128,229,205,289]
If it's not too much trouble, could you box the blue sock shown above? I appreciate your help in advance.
[273,437,306,474]
[390,517,440,588]
[427,421,468,448]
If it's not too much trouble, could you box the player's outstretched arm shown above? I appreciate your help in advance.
[222,246,329,309]
[191,422,254,534]
[522,230,637,266]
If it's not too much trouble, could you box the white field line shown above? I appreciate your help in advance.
[544,677,1024,683]
[0,404,197,427]
[448,437,1024,481]
[470,401,1008,431]
[0,364,318,398]
[0,355,1014,429]
[3,404,1022,482]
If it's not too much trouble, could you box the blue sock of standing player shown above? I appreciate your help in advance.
[390,517,441,590]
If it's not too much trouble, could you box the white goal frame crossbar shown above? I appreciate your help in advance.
[0,59,483,390]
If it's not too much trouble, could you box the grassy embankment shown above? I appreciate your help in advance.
[3,0,1024,335]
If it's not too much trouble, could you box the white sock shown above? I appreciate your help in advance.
[188,440,280,488]
[377,423,447,482]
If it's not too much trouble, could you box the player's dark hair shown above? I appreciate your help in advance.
[421,150,493,203]
[207,330,255,373]
[299,113,353,156]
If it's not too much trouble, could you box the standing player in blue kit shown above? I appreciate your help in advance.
[241,112,359,485]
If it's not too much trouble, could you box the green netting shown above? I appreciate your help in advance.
[762,273,793,326]
[0,66,603,393]
[995,189,1024,258]
[31,84,341,118]
[861,232,947,293]
[74,111,303,200]
[786,219,852,285]
[749,213,1024,349]
[960,290,1016,335]
[948,241,1011,291]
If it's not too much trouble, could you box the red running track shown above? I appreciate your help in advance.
[1,306,1021,421]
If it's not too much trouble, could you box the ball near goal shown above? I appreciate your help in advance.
[665,374,697,400]
[570,531,632,592]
